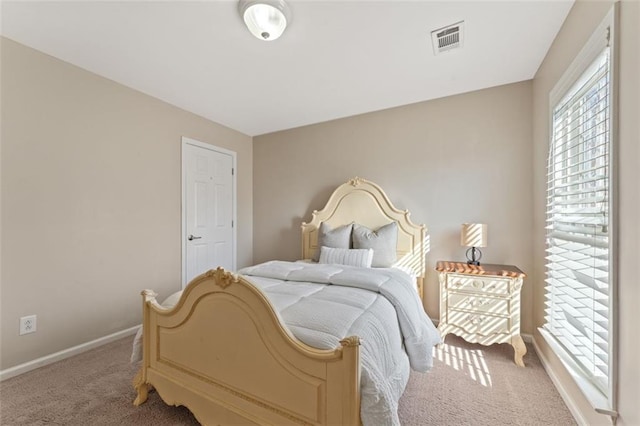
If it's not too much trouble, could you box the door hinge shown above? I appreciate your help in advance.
[232,168,235,176]
[232,220,234,228]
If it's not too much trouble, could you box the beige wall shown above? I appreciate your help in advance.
[253,81,534,330]
[3,2,637,420]
[532,1,639,425]
[0,38,253,370]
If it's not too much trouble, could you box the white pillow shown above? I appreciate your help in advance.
[352,222,398,267]
[318,246,374,268]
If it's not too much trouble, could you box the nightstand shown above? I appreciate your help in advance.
[435,261,527,367]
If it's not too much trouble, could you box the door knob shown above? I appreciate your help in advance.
[187,234,202,241]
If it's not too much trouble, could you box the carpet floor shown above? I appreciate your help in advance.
[0,334,576,425]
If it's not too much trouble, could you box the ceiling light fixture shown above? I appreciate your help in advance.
[238,0,290,41]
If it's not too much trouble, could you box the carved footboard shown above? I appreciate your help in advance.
[133,268,361,425]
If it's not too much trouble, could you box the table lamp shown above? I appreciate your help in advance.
[461,223,487,265]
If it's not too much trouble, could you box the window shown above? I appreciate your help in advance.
[540,6,617,417]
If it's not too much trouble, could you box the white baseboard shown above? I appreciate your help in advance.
[0,325,140,382]
[531,335,587,425]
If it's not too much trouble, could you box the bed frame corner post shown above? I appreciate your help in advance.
[339,336,361,425]
[132,368,148,406]
[133,289,157,406]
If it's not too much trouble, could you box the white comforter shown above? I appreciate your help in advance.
[132,261,440,426]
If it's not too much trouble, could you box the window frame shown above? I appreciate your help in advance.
[539,4,618,419]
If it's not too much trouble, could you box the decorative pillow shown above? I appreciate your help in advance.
[352,222,398,267]
[313,222,353,262]
[318,246,374,268]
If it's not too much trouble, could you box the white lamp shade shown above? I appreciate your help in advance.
[240,1,289,41]
[461,223,487,247]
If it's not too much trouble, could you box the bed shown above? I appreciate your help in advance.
[132,177,440,425]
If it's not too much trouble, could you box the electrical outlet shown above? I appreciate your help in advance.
[19,315,37,335]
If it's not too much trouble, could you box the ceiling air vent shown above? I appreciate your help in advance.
[431,21,464,55]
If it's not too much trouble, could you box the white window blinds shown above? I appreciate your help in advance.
[544,42,613,405]
[544,44,613,400]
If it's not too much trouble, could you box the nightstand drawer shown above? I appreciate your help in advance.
[448,292,509,315]
[450,310,510,336]
[446,274,510,295]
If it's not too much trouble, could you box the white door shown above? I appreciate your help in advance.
[182,138,235,287]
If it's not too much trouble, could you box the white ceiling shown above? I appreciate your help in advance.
[1,1,573,136]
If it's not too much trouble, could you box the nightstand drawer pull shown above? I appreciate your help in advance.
[467,314,484,325]
[468,298,488,308]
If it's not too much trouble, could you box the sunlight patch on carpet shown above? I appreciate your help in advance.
[434,342,492,387]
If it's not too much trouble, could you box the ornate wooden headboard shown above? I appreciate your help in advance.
[301,177,428,298]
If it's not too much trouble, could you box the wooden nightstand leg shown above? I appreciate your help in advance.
[437,326,448,346]
[511,335,527,367]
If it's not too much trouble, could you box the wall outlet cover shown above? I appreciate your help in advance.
[19,315,37,335]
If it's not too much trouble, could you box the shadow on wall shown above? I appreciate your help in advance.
[396,234,431,276]
[284,216,305,260]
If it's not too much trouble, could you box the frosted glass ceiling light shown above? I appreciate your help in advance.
[239,0,290,41]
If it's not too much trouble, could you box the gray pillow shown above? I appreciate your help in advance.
[313,222,353,262]
[352,222,398,267]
